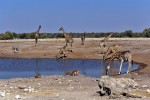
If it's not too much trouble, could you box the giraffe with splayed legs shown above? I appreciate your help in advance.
[12,46,19,53]
[105,50,133,75]
[59,27,73,52]
[34,25,41,46]
[99,33,112,54]
[56,45,69,59]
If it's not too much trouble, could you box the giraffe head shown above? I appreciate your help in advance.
[39,25,41,29]
[59,27,64,31]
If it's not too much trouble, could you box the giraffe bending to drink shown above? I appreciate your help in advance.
[34,25,41,46]
[106,50,133,75]
[99,33,112,54]
[103,44,120,60]
[59,27,73,52]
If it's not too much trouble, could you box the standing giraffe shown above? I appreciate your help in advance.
[105,50,133,75]
[34,25,41,46]
[81,33,85,45]
[59,27,73,52]
[99,33,112,54]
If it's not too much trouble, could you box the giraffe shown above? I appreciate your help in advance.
[12,46,19,53]
[56,45,69,59]
[105,50,133,75]
[81,33,85,45]
[103,44,120,60]
[59,27,73,52]
[99,33,113,54]
[34,25,41,46]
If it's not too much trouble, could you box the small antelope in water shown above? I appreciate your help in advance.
[66,70,80,76]
[106,50,133,75]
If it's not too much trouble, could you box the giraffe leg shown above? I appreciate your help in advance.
[56,53,59,58]
[70,43,73,52]
[118,59,124,74]
[35,37,38,46]
[65,42,68,46]
[103,46,106,55]
[63,52,68,59]
[99,44,104,54]
[67,43,72,52]
[127,60,131,73]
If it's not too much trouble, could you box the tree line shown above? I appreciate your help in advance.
[0,28,150,40]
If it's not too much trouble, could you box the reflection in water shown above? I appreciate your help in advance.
[35,59,40,77]
[56,59,70,74]
[0,58,139,79]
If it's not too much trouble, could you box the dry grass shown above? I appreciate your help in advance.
[0,38,150,43]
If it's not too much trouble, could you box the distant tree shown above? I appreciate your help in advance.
[29,32,35,39]
[5,31,14,39]
[143,28,150,37]
[56,33,64,38]
[40,33,49,39]
[12,32,18,39]
[19,33,30,39]
[0,31,14,40]
[124,30,133,37]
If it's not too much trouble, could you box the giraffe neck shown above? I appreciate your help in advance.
[37,27,41,33]
[62,30,67,38]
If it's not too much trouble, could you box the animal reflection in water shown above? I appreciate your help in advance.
[66,70,80,76]
[34,59,41,78]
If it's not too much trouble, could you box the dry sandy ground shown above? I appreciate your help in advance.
[0,38,150,100]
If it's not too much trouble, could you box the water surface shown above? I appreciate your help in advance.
[0,58,139,79]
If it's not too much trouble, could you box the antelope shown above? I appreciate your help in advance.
[72,70,80,76]
[66,70,80,76]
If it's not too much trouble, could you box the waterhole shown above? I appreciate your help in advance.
[0,58,139,79]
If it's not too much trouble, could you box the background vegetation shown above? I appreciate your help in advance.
[0,28,150,40]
